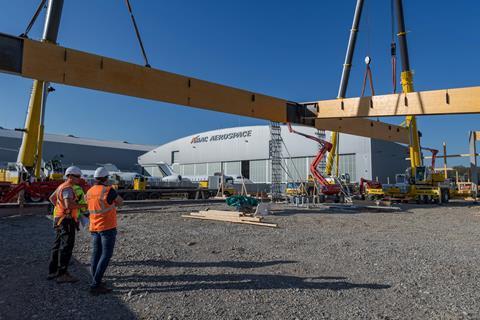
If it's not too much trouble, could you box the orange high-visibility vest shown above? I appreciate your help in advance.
[86,185,117,232]
[54,182,79,222]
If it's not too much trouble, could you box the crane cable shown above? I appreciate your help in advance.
[360,1,375,98]
[19,0,47,38]
[390,0,397,93]
[124,0,151,67]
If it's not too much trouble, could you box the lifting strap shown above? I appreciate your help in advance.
[361,56,375,97]
[124,0,151,67]
[20,0,47,38]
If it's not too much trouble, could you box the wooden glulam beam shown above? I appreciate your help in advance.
[21,37,289,122]
[0,33,410,143]
[315,118,410,144]
[315,86,480,118]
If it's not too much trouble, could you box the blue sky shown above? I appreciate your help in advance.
[0,1,479,165]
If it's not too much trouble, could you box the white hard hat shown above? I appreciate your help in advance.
[65,166,82,176]
[94,167,109,179]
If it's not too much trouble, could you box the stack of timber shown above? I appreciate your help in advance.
[182,209,277,228]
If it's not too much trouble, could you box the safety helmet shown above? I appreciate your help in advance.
[94,167,109,179]
[65,166,82,177]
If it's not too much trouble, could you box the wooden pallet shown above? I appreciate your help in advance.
[182,210,278,228]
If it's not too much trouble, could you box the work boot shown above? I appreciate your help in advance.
[89,284,113,295]
[56,272,79,284]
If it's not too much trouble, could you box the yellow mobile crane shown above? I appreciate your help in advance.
[327,0,421,179]
[17,0,64,180]
[382,1,450,203]
[325,0,450,203]
[0,0,67,203]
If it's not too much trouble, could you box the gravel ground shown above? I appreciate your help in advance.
[1,201,480,320]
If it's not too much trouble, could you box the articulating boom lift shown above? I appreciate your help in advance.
[287,124,341,197]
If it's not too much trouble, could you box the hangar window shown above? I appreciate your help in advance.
[207,162,221,176]
[250,160,267,183]
[338,154,356,181]
[223,161,241,177]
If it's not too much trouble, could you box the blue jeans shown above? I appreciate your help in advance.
[90,228,117,288]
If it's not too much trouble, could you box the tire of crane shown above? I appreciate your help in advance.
[136,193,148,200]
[25,194,43,203]
[421,195,429,204]
[441,189,450,204]
[122,192,136,201]
[149,192,161,199]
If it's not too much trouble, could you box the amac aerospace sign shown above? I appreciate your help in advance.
[190,130,252,144]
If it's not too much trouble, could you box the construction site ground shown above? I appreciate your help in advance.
[1,201,480,320]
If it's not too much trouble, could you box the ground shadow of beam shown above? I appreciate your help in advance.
[395,201,480,210]
[272,208,410,216]
[108,273,390,294]
[0,215,137,319]
[111,259,297,269]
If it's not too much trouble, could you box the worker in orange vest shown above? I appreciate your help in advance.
[86,166,123,294]
[47,166,87,283]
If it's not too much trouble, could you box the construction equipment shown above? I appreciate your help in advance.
[285,181,310,197]
[382,147,451,203]
[44,159,63,180]
[359,178,383,200]
[330,0,453,205]
[17,0,63,180]
[287,124,343,201]
[0,0,64,204]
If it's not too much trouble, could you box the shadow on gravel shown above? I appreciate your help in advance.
[274,209,409,216]
[112,259,297,269]
[273,200,480,216]
[396,201,480,210]
[109,273,390,293]
[0,215,136,320]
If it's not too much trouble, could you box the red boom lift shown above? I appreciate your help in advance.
[287,124,342,196]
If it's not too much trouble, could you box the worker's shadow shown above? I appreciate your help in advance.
[112,259,296,269]
[108,273,390,293]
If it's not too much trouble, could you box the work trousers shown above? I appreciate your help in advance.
[48,217,76,276]
[90,228,117,288]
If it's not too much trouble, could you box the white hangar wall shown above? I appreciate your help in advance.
[139,125,408,183]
